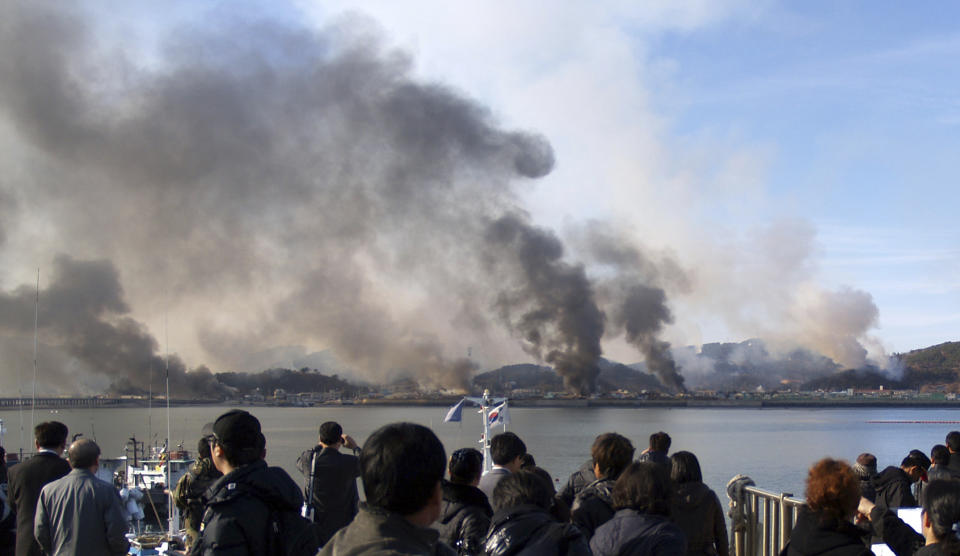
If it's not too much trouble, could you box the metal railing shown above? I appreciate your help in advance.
[731,485,806,556]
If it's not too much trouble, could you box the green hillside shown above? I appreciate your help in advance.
[902,341,960,386]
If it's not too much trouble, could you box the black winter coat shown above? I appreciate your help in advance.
[436,481,492,555]
[190,460,305,556]
[590,509,687,556]
[484,504,591,556]
[873,466,918,509]
[858,477,877,503]
[927,465,960,482]
[782,508,870,556]
[7,451,71,556]
[570,477,616,539]
[865,505,924,556]
[297,445,360,545]
[557,460,596,508]
[671,481,729,556]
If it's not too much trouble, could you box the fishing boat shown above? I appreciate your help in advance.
[97,436,194,528]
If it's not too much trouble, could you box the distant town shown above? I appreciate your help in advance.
[2,340,956,409]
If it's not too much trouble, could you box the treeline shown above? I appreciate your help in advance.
[800,342,960,392]
[215,367,363,397]
[901,342,960,387]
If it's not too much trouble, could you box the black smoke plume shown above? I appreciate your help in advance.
[575,225,688,392]
[0,3,563,392]
[0,3,699,395]
[0,256,226,398]
[485,215,605,394]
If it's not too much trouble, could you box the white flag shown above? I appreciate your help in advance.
[443,399,466,423]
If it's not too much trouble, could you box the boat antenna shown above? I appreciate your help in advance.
[148,363,152,447]
[165,311,173,535]
[31,268,39,437]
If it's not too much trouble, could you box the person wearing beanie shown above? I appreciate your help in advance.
[191,410,316,555]
[853,453,879,502]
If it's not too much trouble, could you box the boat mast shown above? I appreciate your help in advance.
[31,268,39,437]
[165,313,173,535]
[481,389,492,473]
[148,365,152,449]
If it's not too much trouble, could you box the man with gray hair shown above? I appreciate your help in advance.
[34,438,129,555]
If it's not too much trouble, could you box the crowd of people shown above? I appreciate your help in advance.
[5,416,960,555]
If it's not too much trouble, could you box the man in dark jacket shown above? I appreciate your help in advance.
[7,421,70,556]
[637,431,671,467]
[558,459,596,509]
[946,431,960,475]
[35,438,129,555]
[436,448,492,555]
[873,452,928,509]
[484,470,591,556]
[321,422,455,555]
[191,410,315,556]
[296,420,361,545]
[570,432,634,539]
[927,444,960,482]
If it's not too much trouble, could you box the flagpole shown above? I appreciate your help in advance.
[481,390,492,474]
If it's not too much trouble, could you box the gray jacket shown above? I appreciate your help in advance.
[35,468,130,556]
[478,468,510,503]
[321,504,456,555]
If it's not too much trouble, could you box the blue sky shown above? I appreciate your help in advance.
[650,3,960,351]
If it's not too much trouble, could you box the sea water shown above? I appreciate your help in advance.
[2,405,957,504]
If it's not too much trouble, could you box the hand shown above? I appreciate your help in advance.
[856,497,875,523]
[342,434,358,450]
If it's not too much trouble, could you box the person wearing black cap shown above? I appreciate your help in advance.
[296,421,361,545]
[320,422,456,555]
[173,423,223,548]
[191,410,315,555]
[873,451,929,510]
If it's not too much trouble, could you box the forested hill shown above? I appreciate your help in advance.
[901,341,960,386]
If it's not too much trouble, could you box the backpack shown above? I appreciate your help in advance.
[263,499,322,556]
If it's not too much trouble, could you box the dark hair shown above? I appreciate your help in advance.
[903,450,931,471]
[35,421,68,449]
[805,458,859,523]
[319,421,343,445]
[449,448,483,484]
[670,451,703,484]
[933,445,951,466]
[922,480,960,553]
[612,461,672,516]
[592,433,634,479]
[490,432,526,466]
[361,423,446,516]
[520,453,536,469]
[491,470,554,512]
[197,437,212,460]
[67,438,101,469]
[947,431,960,453]
[529,466,556,496]
[649,431,671,453]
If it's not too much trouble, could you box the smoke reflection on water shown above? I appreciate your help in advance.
[1,406,954,505]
